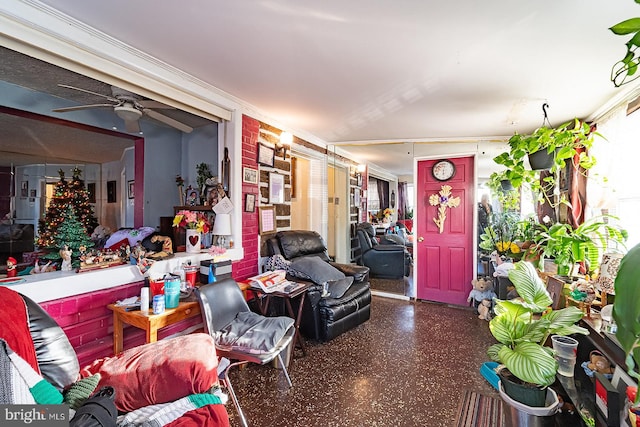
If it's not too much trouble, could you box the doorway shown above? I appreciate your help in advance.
[415,156,475,305]
[328,164,349,263]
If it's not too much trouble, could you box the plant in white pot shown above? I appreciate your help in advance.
[487,261,588,411]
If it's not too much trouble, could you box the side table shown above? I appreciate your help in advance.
[107,300,200,354]
[246,282,310,357]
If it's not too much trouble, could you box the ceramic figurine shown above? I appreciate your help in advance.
[6,257,17,277]
[60,245,73,271]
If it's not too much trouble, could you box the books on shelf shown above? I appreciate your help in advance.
[248,270,303,293]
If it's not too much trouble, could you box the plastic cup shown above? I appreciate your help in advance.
[149,279,165,298]
[184,266,199,288]
[551,335,578,377]
[556,355,577,377]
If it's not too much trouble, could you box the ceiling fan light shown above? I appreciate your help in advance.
[114,105,142,122]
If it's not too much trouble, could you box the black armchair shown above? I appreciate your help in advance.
[265,230,371,342]
[356,222,411,280]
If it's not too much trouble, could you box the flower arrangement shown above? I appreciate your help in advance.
[478,210,523,259]
[172,210,211,233]
[383,208,394,219]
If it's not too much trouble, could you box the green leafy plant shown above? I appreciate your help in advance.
[613,243,640,403]
[486,171,521,211]
[610,7,640,87]
[529,216,628,275]
[488,261,588,387]
[492,119,599,206]
[479,210,524,259]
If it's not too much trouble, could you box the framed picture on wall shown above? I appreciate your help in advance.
[243,167,258,184]
[244,193,256,212]
[127,180,135,199]
[258,143,275,167]
[107,180,116,203]
[269,172,285,204]
[259,206,276,234]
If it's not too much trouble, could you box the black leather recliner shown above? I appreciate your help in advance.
[356,222,412,280]
[265,230,371,342]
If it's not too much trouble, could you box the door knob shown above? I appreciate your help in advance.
[418,236,424,242]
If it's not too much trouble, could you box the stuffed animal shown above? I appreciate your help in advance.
[587,351,614,375]
[477,299,493,321]
[468,277,497,315]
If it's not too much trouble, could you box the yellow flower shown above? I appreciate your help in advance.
[510,243,521,254]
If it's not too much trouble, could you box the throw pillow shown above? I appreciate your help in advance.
[326,276,354,299]
[63,373,101,410]
[289,256,345,284]
[79,334,219,412]
[265,254,291,272]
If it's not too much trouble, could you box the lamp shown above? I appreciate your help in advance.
[211,213,232,248]
[277,131,293,159]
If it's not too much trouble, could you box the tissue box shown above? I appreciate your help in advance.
[200,259,232,283]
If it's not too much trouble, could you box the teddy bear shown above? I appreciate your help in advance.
[468,277,497,318]
[477,299,493,321]
[587,351,614,375]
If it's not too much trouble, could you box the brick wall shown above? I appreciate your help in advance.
[40,282,202,368]
[233,115,261,280]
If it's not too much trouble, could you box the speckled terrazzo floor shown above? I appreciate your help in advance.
[222,296,498,427]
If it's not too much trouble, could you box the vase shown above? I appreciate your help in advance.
[185,229,201,253]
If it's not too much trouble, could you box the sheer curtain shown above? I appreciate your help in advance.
[591,104,640,248]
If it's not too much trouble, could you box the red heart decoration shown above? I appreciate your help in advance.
[189,235,200,246]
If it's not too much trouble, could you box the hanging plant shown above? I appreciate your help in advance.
[610,13,640,87]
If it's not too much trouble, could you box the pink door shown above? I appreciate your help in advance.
[415,156,474,305]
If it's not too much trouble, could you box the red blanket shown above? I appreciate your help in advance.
[0,287,39,373]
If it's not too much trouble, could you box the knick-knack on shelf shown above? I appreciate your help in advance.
[6,257,17,277]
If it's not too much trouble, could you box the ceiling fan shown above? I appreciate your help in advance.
[52,84,193,133]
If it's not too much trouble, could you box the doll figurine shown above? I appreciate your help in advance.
[6,257,17,277]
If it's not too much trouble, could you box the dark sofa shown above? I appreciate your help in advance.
[265,230,371,342]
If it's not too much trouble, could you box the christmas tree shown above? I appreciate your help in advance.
[68,167,98,234]
[36,169,70,248]
[43,204,94,267]
[37,168,99,249]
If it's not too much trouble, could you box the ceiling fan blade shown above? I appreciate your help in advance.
[137,100,175,109]
[52,104,115,112]
[125,119,141,133]
[143,109,193,133]
[57,84,119,102]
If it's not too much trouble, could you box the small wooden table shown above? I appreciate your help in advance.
[107,300,201,354]
[248,282,310,357]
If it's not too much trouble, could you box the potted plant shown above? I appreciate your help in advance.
[492,119,599,206]
[478,210,524,260]
[527,216,627,277]
[488,261,587,411]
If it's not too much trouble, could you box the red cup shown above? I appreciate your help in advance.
[184,267,198,288]
[150,279,165,297]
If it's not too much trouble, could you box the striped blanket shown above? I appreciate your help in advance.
[0,338,63,405]
[117,393,223,427]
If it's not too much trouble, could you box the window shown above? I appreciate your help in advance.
[591,104,640,249]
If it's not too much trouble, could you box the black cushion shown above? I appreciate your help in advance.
[275,230,330,261]
[327,276,354,299]
[289,256,345,284]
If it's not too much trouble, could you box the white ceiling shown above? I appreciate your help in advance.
[16,1,640,176]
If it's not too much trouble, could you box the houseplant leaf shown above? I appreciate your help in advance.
[498,342,558,386]
[508,261,553,310]
[613,243,640,388]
